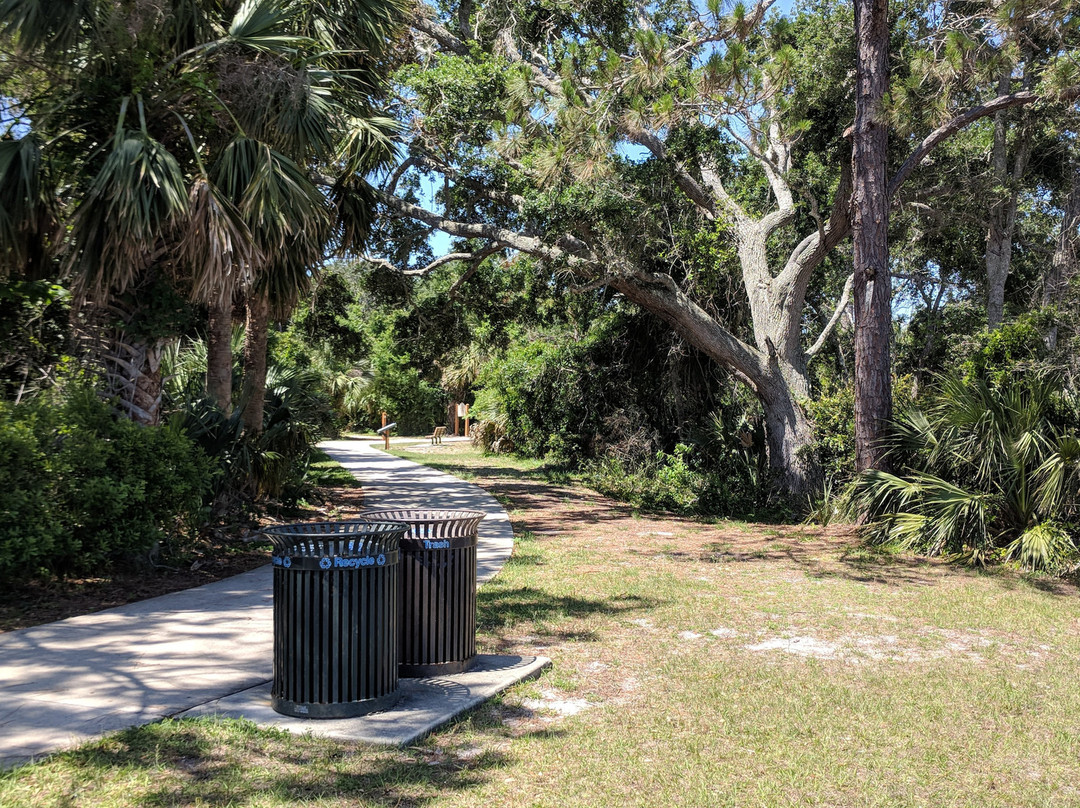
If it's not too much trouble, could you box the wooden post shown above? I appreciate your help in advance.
[384,429,390,451]
[453,403,460,436]
[381,411,387,429]
[464,403,470,438]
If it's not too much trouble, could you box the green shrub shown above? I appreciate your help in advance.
[473,329,617,462]
[0,412,66,574]
[806,384,856,487]
[854,372,1080,571]
[581,443,765,517]
[959,314,1050,386]
[356,324,444,435]
[0,390,215,582]
[582,447,704,515]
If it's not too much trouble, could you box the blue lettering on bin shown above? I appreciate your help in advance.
[376,554,386,566]
[423,539,451,550]
[319,557,332,569]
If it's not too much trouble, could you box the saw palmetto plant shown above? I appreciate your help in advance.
[854,373,1080,571]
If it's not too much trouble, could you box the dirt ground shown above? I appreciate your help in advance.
[0,485,366,633]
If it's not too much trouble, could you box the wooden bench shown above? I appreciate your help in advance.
[428,426,446,445]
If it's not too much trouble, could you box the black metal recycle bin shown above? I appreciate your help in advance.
[360,509,485,677]
[263,520,407,718]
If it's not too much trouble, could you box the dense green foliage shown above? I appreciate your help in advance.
[0,390,214,583]
[164,335,341,507]
[856,372,1080,570]
[1,0,1079,577]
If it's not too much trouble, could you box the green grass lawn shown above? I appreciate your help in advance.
[4,445,1079,807]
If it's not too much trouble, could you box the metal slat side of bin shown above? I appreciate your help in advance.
[359,509,485,678]
[264,521,407,718]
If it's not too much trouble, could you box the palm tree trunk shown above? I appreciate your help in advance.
[206,299,233,412]
[241,292,271,434]
[76,297,166,426]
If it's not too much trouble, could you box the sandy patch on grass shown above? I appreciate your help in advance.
[738,626,1054,666]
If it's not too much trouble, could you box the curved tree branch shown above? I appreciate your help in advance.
[806,273,854,360]
[888,86,1080,198]
[377,189,592,265]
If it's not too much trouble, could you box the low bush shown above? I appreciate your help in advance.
[581,442,766,517]
[582,445,703,514]
[854,372,1080,571]
[806,384,856,488]
[0,389,215,583]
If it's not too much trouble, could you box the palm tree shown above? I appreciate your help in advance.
[0,0,403,425]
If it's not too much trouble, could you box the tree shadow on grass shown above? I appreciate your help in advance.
[690,540,958,588]
[661,535,1079,597]
[477,587,661,650]
[41,713,563,807]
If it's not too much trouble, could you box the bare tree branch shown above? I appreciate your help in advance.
[496,28,566,100]
[414,154,528,212]
[806,273,854,360]
[385,155,420,196]
[569,275,617,294]
[607,270,771,386]
[402,252,482,275]
[447,244,503,297]
[411,12,470,55]
[616,121,735,222]
[377,189,592,266]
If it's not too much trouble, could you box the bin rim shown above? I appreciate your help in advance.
[358,508,486,522]
[262,519,409,545]
[264,520,408,553]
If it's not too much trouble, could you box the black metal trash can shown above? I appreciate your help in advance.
[359,509,485,677]
[263,520,407,718]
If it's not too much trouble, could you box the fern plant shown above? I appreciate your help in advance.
[854,373,1080,571]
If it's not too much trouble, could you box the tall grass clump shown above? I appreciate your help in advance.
[854,372,1080,571]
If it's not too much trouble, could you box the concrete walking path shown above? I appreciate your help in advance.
[0,438,537,770]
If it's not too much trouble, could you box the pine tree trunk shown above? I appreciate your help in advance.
[1044,155,1080,350]
[206,300,233,413]
[241,292,271,435]
[985,61,1033,330]
[985,210,1011,330]
[852,0,892,474]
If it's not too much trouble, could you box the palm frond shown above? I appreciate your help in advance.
[298,0,407,57]
[68,132,189,298]
[177,178,258,306]
[0,0,90,54]
[0,135,57,277]
[1033,436,1080,518]
[860,371,1080,568]
[329,177,378,254]
[336,114,400,176]
[1005,522,1077,572]
[227,0,310,55]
